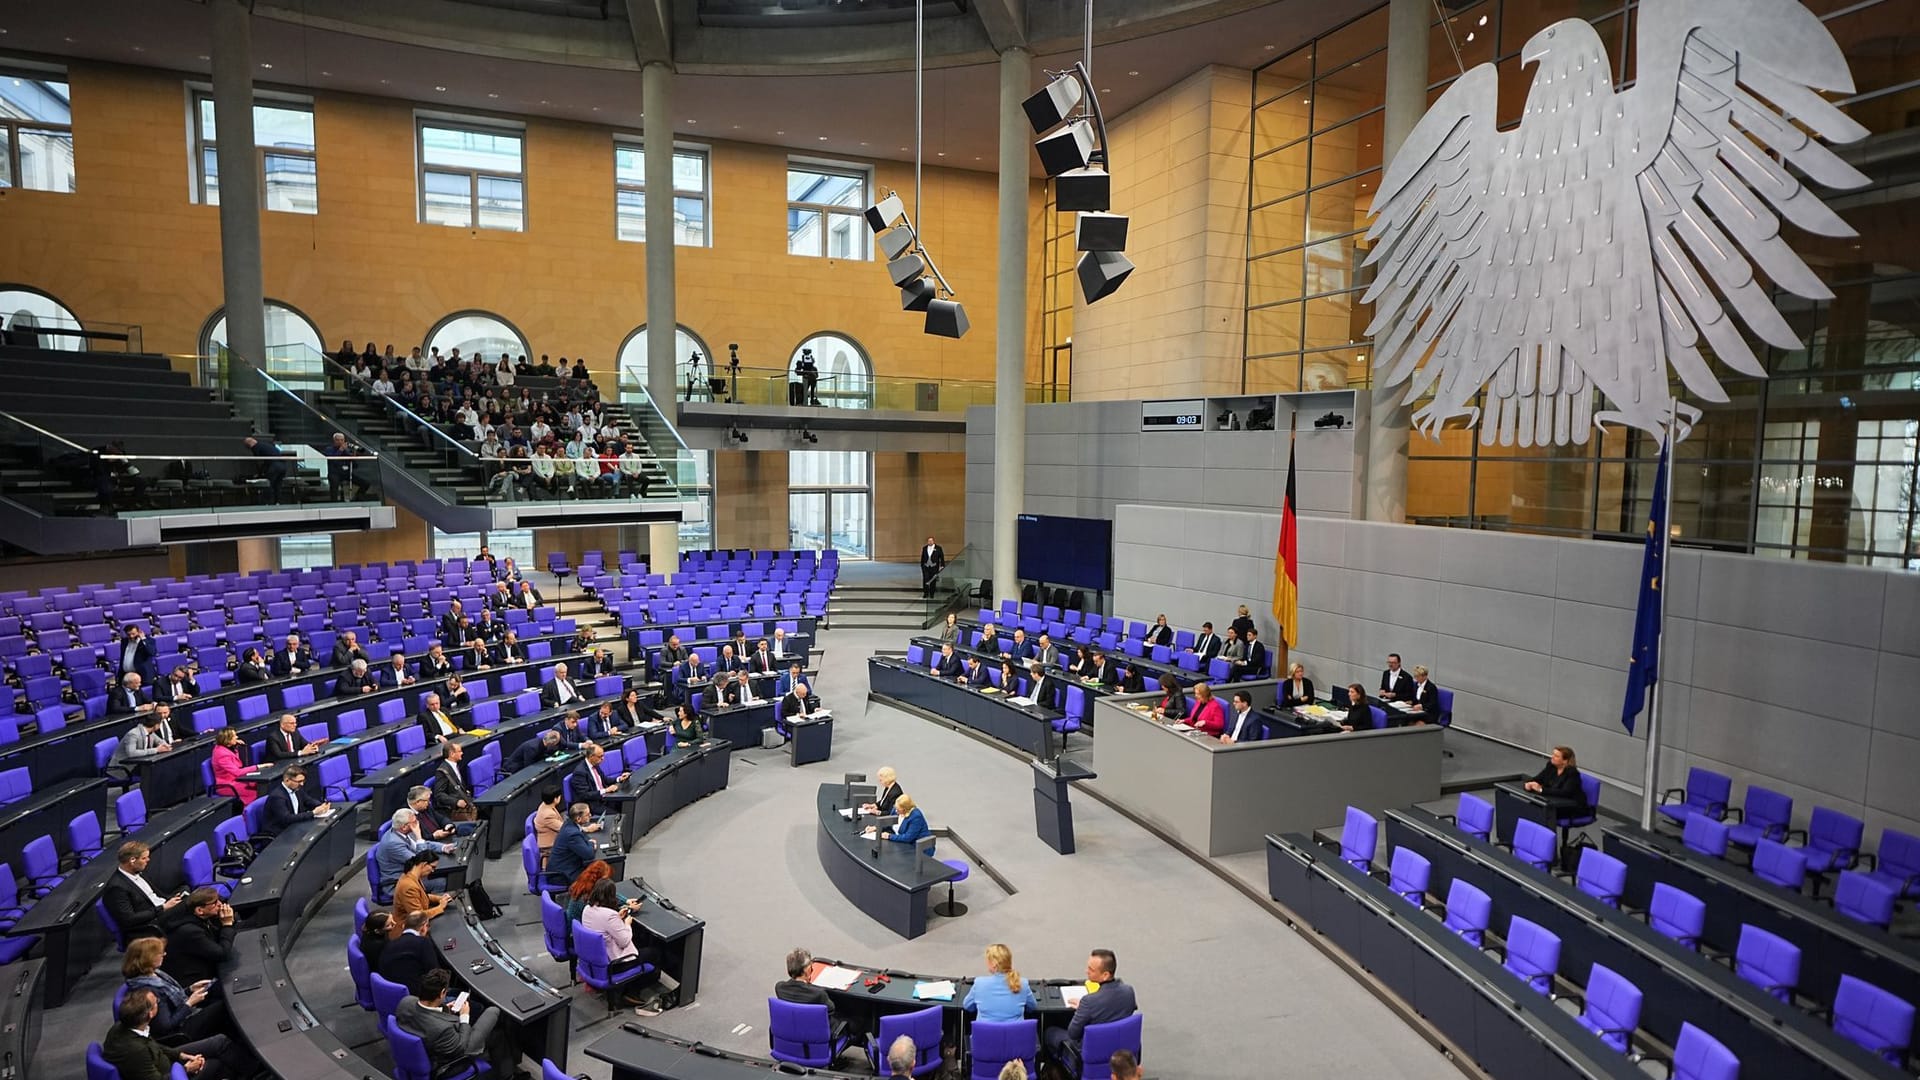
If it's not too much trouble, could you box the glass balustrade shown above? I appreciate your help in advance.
[628,365,1060,412]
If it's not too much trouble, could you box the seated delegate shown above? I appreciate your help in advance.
[775,947,851,1041]
[1044,949,1138,1071]
[876,793,931,853]
[1524,745,1588,812]
[1278,664,1315,708]
[1181,682,1226,736]
[860,767,902,817]
[1151,675,1187,723]
[962,943,1037,1022]
[1341,684,1374,732]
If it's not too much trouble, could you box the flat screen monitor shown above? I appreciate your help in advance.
[1016,514,1113,592]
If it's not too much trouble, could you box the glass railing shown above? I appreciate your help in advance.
[0,407,377,516]
[320,354,693,506]
[192,342,329,393]
[1,312,144,353]
[635,365,1058,413]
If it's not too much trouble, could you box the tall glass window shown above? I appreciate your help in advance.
[790,333,873,409]
[614,141,710,246]
[618,324,714,401]
[0,285,82,350]
[0,69,73,193]
[790,451,870,558]
[680,450,714,551]
[425,311,528,366]
[786,162,870,260]
[192,92,317,213]
[418,119,524,231]
[278,534,334,570]
[432,528,533,566]
[200,300,327,386]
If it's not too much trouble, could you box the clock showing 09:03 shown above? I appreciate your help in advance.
[1140,399,1207,432]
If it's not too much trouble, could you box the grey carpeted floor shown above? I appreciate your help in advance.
[32,622,1462,1080]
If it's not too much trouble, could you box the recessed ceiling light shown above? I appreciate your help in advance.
[130,45,143,52]
[434,86,447,92]
[64,36,75,43]
[859,141,868,146]
[1128,70,1139,76]
[776,130,785,135]
[487,92,498,98]
[1478,14,1489,26]
[1465,32,1475,42]
[731,124,741,130]
[260,63,273,69]
[936,151,945,156]
[320,71,331,77]
[539,99,548,105]
[1263,44,1275,51]
[590,106,599,111]
[379,79,390,85]
[818,136,828,141]
[973,156,981,161]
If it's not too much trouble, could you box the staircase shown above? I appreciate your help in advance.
[823,581,947,631]
[314,391,490,504]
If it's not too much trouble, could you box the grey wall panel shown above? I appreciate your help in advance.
[1437,530,1561,597]
[1552,540,1645,609]
[1865,729,1920,825]
[1294,470,1356,515]
[1881,574,1920,659]
[1205,433,1282,470]
[1091,434,1142,468]
[1437,636,1553,712]
[1691,623,1878,722]
[1546,656,1633,730]
[1695,555,1885,649]
[1140,466,1211,502]
[1688,689,1873,799]
[1437,582,1556,654]
[1147,436,1209,468]
[1450,690,1550,751]
[1551,599,1635,670]
[1873,651,1920,741]
[1295,432,1356,471]
[1545,713,1645,787]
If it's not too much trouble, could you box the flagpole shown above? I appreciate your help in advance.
[1638,411,1679,830]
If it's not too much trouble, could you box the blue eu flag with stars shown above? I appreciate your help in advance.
[1621,443,1670,734]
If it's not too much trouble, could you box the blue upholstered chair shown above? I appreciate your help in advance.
[1078,1013,1144,1080]
[767,999,849,1068]
[1443,879,1491,948]
[1340,806,1378,873]
[1502,916,1560,996]
[968,1019,1038,1080]
[1574,964,1643,1054]
[1733,924,1800,1004]
[1832,974,1914,1067]
[866,1005,943,1076]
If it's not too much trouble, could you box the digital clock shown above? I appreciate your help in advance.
[1142,413,1203,428]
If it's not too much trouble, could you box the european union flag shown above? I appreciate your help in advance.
[1621,443,1671,734]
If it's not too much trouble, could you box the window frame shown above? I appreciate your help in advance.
[613,137,712,247]
[784,158,873,260]
[414,114,527,232]
[188,87,317,213]
[0,65,74,194]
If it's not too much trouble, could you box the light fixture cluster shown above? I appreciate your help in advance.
[863,191,970,339]
[1024,63,1132,303]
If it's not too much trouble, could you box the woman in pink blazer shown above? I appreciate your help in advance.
[210,727,260,804]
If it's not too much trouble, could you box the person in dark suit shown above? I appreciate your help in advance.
[264,712,319,762]
[1004,628,1033,662]
[487,581,515,612]
[503,730,562,774]
[112,673,154,715]
[555,710,587,749]
[102,841,183,942]
[1525,746,1588,812]
[748,641,779,693]
[1379,653,1414,701]
[380,652,416,689]
[570,746,626,813]
[919,536,945,598]
[472,609,504,644]
[1044,950,1138,1070]
[613,687,649,730]
[154,666,199,706]
[116,625,158,686]
[104,987,252,1080]
[1222,691,1264,743]
[244,433,290,504]
[258,765,331,837]
[233,647,270,685]
[583,700,624,740]
[438,601,468,644]
[395,968,522,1078]
[513,580,544,611]
[1406,666,1441,725]
[1278,664,1316,708]
[1151,675,1187,722]
[492,630,526,665]
[158,888,236,986]
[659,635,691,670]
[717,670,752,707]
[586,647,618,678]
[419,645,453,679]
[270,633,314,678]
[1238,628,1269,680]
[330,631,370,669]
[933,643,963,679]
[1146,615,1175,648]
[1189,622,1222,663]
[377,909,451,993]
[1341,683,1376,733]
[1086,650,1120,687]
[860,767,902,817]
[961,656,992,688]
[337,659,379,698]
[1027,662,1062,710]
[775,947,851,1040]
[431,742,476,821]
[545,803,603,885]
[418,692,464,743]
[541,663,585,709]
[718,645,745,675]
[975,622,1001,658]
[670,654,707,706]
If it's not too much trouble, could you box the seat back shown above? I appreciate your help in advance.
[1502,916,1561,995]
[22,835,59,885]
[1578,963,1643,1053]
[1079,1012,1144,1080]
[1648,882,1706,950]
[874,1006,944,1076]
[1876,828,1920,894]
[1682,814,1730,858]
[1388,847,1430,906]
[1832,974,1915,1066]
[1807,806,1864,866]
[1733,923,1801,1003]
[93,897,128,951]
[1740,786,1793,843]
[968,1018,1039,1080]
[181,841,216,889]
[1573,850,1627,908]
[1512,818,1556,871]
[370,972,407,1016]
[768,998,838,1067]
[540,891,573,962]
[346,934,375,1010]
[572,920,615,988]
[382,1014,435,1080]
[1685,767,1733,818]
[1751,839,1807,891]
[1833,870,1897,930]
[1455,793,1494,842]
[115,788,147,832]
[1340,806,1378,872]
[1671,1022,1740,1080]
[1443,878,1492,947]
[68,811,105,863]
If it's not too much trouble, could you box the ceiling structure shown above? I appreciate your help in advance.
[0,0,1375,171]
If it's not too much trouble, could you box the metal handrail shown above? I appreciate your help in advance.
[319,353,484,462]
[0,409,91,454]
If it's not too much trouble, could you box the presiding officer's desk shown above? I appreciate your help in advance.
[5,794,232,1007]
[228,799,364,937]
[1384,808,1901,1080]
[815,783,957,940]
[1089,685,1442,857]
[867,657,1062,758]
[1602,825,1920,1010]
[227,928,384,1080]
[439,896,574,1067]
[1267,832,1646,1080]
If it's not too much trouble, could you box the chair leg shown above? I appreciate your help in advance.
[933,880,968,918]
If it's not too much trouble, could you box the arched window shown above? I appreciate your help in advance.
[790,332,872,409]
[618,323,714,401]
[0,285,82,351]
[199,299,326,385]
[425,310,528,366]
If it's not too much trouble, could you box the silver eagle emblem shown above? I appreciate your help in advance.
[1361,0,1869,447]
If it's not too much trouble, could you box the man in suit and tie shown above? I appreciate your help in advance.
[395,969,522,1078]
[381,652,416,689]
[147,701,179,746]
[105,986,256,1080]
[672,653,707,705]
[265,712,320,762]
[1086,649,1120,687]
[1189,622,1222,663]
[1044,950,1138,1072]
[492,629,526,665]
[418,692,464,744]
[1027,661,1063,710]
[1238,628,1270,680]
[1033,632,1060,670]
[541,662,584,709]
[154,665,198,706]
[330,630,369,669]
[1004,628,1033,662]
[108,713,171,772]
[117,625,157,686]
[472,608,503,644]
[775,947,850,1042]
[514,580,544,611]
[933,643,963,679]
[569,744,627,813]
[584,700,625,740]
[431,742,476,821]
[102,841,184,942]
[259,765,332,837]
[420,644,453,679]
[270,633,314,678]
[1379,653,1414,701]
[771,627,804,667]
[919,536,945,598]
[960,656,991,688]
[112,672,154,715]
[555,710,587,749]
[438,600,468,643]
[719,644,745,674]
[488,580,514,612]
[376,909,450,994]
[780,682,816,728]
[503,730,563,774]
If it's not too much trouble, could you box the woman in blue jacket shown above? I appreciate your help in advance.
[883,793,932,853]
[963,943,1037,1022]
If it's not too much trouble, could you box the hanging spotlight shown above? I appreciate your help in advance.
[1075,212,1129,253]
[866,187,969,337]
[1035,120,1095,178]
[1077,249,1134,303]
[1022,72,1084,133]
[1054,167,1111,212]
[1026,56,1131,304]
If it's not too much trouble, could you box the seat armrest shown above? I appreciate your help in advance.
[1724,807,1744,823]
[1857,852,1878,871]
[1659,788,1684,805]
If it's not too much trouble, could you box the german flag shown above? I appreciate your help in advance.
[1274,436,1299,648]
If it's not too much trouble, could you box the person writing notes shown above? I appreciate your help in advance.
[1406,665,1441,725]
[1182,682,1226,736]
[963,944,1038,1022]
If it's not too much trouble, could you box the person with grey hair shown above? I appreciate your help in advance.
[418,691,462,743]
[997,1061,1029,1080]
[374,807,454,896]
[338,657,379,698]
[885,1035,917,1077]
[774,947,850,1044]
[503,729,563,774]
[406,786,458,842]
[545,802,602,884]
[540,661,582,707]
[330,630,369,669]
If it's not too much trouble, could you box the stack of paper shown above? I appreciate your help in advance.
[811,965,863,990]
[837,807,856,820]
[913,980,957,1001]
[1007,696,1036,707]
[1061,986,1088,1008]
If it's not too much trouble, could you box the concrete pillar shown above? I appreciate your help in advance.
[991,47,1031,605]
[209,0,267,426]
[1363,0,1426,522]
[643,62,680,417]
[644,522,680,569]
